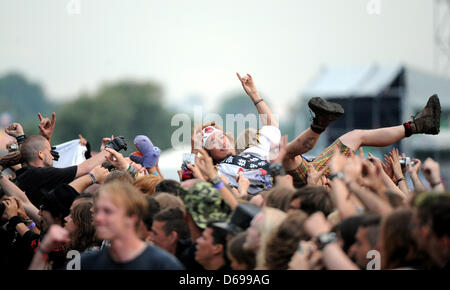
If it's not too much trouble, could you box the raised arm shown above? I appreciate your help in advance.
[69,165,109,193]
[196,149,239,210]
[304,212,359,270]
[75,150,108,178]
[236,73,279,128]
[37,112,56,142]
[407,159,427,193]
[329,153,360,219]
[422,158,445,192]
[0,174,40,222]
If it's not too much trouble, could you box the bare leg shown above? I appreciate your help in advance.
[339,125,405,152]
[283,128,320,171]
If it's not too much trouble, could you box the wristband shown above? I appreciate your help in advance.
[16,135,27,145]
[329,172,344,181]
[213,182,225,190]
[395,177,405,186]
[87,173,96,184]
[127,165,138,179]
[316,232,337,250]
[254,99,264,106]
[210,176,224,189]
[431,180,441,187]
[27,221,36,230]
[268,162,286,177]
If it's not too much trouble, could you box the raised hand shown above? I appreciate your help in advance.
[330,150,348,174]
[38,112,56,141]
[90,165,109,184]
[5,123,25,138]
[2,197,19,219]
[39,225,70,253]
[408,158,421,176]
[388,148,403,180]
[307,163,328,185]
[105,148,129,170]
[236,72,258,98]
[422,158,442,186]
[100,135,114,151]
[186,163,205,180]
[360,160,384,192]
[303,212,332,238]
[382,154,395,181]
[195,148,218,181]
[79,134,88,146]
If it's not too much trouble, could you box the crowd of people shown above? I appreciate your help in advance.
[0,73,448,270]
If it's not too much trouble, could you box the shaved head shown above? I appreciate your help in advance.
[20,135,49,164]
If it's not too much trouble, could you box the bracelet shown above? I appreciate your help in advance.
[254,99,264,106]
[395,177,405,186]
[329,172,344,181]
[213,182,225,190]
[431,180,441,187]
[27,221,36,230]
[87,173,96,184]
[15,135,27,145]
[127,165,138,179]
[210,176,224,189]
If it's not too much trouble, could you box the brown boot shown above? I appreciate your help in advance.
[308,97,344,133]
[405,94,441,136]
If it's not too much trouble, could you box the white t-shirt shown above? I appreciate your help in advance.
[217,126,281,195]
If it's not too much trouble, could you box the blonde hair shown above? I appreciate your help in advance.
[255,207,287,270]
[98,181,148,230]
[133,175,163,196]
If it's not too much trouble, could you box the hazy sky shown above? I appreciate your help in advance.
[0,0,438,115]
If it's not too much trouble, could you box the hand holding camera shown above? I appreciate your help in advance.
[105,136,128,152]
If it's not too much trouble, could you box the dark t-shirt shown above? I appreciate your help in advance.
[177,241,204,270]
[80,244,185,270]
[16,165,77,207]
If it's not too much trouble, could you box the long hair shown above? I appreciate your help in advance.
[264,210,309,269]
[254,207,287,270]
[69,201,100,252]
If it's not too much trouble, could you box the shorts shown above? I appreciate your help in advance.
[287,138,354,188]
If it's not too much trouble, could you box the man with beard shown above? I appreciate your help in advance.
[16,135,111,207]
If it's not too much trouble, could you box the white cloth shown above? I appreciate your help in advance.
[217,126,281,195]
[52,139,87,168]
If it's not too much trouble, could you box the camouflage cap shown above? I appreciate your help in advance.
[180,181,232,230]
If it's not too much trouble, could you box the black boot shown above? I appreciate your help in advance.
[404,94,441,137]
[308,97,344,134]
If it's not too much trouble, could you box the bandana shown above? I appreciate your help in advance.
[201,126,222,148]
